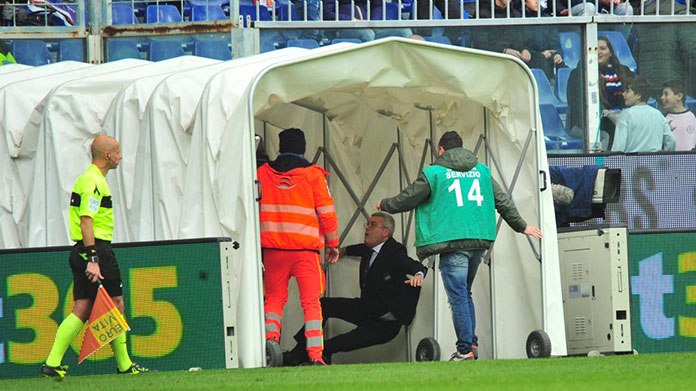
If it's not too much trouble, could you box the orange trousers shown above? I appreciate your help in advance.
[263,249,325,360]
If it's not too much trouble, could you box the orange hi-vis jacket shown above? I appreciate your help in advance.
[258,163,339,251]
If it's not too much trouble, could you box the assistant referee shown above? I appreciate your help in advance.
[41,135,155,377]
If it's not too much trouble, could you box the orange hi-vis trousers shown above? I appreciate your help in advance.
[263,249,325,360]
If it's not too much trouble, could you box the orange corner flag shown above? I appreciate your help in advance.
[78,285,131,364]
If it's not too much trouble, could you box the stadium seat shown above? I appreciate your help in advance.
[686,96,696,113]
[647,97,657,108]
[531,68,568,114]
[112,4,137,25]
[425,36,452,45]
[107,39,142,61]
[286,39,320,49]
[148,39,186,61]
[194,39,232,60]
[184,0,229,19]
[555,67,572,104]
[598,31,637,74]
[58,40,84,62]
[370,2,400,20]
[540,104,583,150]
[191,5,228,21]
[331,38,362,44]
[11,40,52,66]
[239,4,273,25]
[275,0,299,21]
[558,32,581,70]
[146,5,183,23]
[458,34,470,48]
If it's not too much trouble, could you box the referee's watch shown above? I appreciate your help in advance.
[86,246,99,263]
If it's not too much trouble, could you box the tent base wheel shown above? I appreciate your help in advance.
[265,340,283,367]
[415,337,441,362]
[526,329,552,358]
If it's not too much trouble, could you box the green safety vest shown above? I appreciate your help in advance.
[415,163,497,248]
[69,164,114,242]
[0,52,17,65]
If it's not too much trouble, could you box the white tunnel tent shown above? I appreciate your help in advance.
[0,38,566,368]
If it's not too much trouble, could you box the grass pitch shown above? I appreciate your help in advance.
[2,353,694,391]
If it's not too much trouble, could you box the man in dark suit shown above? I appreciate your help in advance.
[285,212,427,365]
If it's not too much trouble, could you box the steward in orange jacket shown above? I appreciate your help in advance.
[258,128,339,365]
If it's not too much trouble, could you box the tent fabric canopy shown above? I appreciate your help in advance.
[0,38,566,368]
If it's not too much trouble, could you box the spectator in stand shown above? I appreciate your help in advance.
[416,0,463,20]
[551,0,596,16]
[611,77,676,153]
[567,36,634,148]
[661,80,696,151]
[323,0,412,42]
[633,0,696,99]
[473,24,564,80]
[476,0,522,18]
[597,0,633,15]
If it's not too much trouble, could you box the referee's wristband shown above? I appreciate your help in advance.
[86,246,99,263]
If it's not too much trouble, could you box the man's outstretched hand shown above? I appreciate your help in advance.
[524,225,543,239]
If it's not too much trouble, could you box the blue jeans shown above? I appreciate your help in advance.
[439,250,484,354]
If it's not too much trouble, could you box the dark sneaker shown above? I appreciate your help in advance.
[41,364,68,378]
[117,363,158,374]
[309,357,328,366]
[472,344,479,360]
[449,351,475,361]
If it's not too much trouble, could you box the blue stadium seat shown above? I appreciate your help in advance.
[11,40,52,66]
[558,32,581,70]
[531,68,568,114]
[58,40,84,62]
[148,39,186,61]
[647,97,657,108]
[275,0,298,21]
[146,5,183,23]
[331,38,362,44]
[239,4,273,25]
[370,3,399,20]
[184,0,229,19]
[598,31,637,74]
[686,96,696,113]
[540,104,583,150]
[191,5,228,21]
[425,36,452,45]
[555,67,572,104]
[112,4,137,25]
[194,39,231,60]
[107,39,142,61]
[286,39,320,49]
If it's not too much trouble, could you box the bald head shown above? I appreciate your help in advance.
[91,135,121,173]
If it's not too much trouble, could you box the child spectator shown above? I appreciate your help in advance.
[661,80,696,151]
[611,77,676,153]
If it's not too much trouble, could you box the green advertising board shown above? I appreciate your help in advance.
[0,238,235,379]
[629,231,696,353]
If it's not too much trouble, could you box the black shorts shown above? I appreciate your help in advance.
[69,240,123,301]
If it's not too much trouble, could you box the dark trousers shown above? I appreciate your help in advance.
[289,297,402,363]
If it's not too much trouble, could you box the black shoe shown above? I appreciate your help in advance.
[117,363,158,374]
[41,364,68,378]
[301,357,328,366]
[282,351,301,367]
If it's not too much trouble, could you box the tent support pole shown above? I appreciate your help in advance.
[403,141,430,247]
[482,108,498,360]
[396,127,414,362]
[312,147,370,221]
[323,114,332,300]
[339,143,398,244]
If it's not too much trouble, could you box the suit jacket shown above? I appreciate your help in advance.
[345,237,427,326]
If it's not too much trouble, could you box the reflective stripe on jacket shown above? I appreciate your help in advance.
[258,163,339,251]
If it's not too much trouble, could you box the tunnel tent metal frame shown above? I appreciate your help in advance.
[241,39,563,365]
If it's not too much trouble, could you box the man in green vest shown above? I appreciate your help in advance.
[41,135,155,377]
[377,131,542,361]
